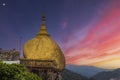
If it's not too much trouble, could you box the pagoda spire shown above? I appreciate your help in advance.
[37,14,49,36]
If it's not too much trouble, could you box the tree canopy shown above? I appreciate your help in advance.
[0,61,42,80]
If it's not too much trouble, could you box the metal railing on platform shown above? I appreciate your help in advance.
[20,59,57,69]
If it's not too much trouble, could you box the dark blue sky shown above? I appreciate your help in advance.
[0,0,108,50]
[1,0,120,69]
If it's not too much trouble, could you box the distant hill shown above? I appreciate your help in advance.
[66,65,107,78]
[62,69,88,80]
[90,69,120,80]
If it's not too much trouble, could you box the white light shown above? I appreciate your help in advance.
[2,3,6,6]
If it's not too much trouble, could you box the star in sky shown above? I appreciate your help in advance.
[2,3,6,6]
[0,3,6,6]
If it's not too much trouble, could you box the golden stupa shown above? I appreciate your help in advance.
[23,15,65,71]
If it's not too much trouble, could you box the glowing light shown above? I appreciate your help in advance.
[2,3,6,6]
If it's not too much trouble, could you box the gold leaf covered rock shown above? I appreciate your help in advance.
[23,15,65,71]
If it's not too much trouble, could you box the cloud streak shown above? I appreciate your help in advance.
[62,0,120,68]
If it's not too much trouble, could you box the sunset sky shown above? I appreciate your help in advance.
[0,0,120,69]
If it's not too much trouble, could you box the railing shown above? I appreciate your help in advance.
[20,59,57,69]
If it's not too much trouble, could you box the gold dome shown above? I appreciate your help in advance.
[23,15,65,70]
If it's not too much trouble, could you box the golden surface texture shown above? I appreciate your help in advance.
[23,15,65,70]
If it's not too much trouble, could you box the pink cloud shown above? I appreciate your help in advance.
[62,0,120,65]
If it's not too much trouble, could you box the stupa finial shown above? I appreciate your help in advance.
[36,14,49,36]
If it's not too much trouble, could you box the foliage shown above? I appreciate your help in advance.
[14,71,41,80]
[0,62,42,80]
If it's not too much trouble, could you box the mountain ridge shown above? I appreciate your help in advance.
[66,64,108,78]
[62,69,88,80]
[90,68,120,80]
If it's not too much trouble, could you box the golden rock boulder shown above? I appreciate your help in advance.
[23,15,65,71]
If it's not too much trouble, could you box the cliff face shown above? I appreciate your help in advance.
[61,69,88,80]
